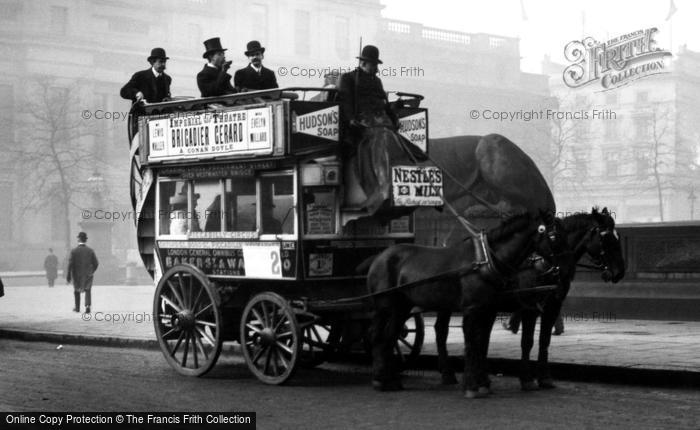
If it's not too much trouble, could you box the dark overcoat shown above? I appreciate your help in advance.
[120,68,172,103]
[67,244,99,293]
[233,65,278,91]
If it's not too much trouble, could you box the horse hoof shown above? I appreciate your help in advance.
[479,386,492,395]
[520,380,539,391]
[372,379,404,392]
[441,373,459,385]
[538,378,556,389]
[465,389,488,399]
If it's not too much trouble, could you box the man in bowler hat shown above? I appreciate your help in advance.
[120,48,172,103]
[197,37,237,97]
[66,232,99,314]
[233,40,278,91]
[337,45,425,214]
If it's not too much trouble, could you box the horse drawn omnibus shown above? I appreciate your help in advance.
[127,87,436,384]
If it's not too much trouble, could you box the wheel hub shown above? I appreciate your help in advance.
[174,310,195,329]
[259,327,276,346]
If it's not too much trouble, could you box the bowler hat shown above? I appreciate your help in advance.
[202,37,227,59]
[356,45,382,64]
[147,47,169,62]
[77,232,88,241]
[244,40,266,56]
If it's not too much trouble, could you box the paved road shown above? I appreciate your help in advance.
[1,340,698,429]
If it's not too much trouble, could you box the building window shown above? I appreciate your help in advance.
[604,151,619,177]
[634,149,650,179]
[0,1,21,21]
[335,17,349,59]
[250,4,268,42]
[604,121,618,140]
[50,6,67,35]
[636,91,649,103]
[295,10,310,56]
[634,116,651,140]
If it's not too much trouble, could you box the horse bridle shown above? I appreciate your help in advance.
[576,225,617,272]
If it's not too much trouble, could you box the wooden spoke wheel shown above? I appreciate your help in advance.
[240,292,301,385]
[299,322,332,368]
[153,264,222,377]
[394,312,425,365]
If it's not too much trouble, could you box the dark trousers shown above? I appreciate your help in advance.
[74,290,91,309]
[48,277,55,287]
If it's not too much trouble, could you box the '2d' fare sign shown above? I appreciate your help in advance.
[392,166,443,207]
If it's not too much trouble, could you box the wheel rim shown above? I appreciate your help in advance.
[394,313,425,365]
[240,292,300,385]
[153,264,222,376]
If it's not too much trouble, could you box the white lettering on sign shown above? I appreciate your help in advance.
[147,106,274,161]
[242,244,283,279]
[398,111,427,153]
[391,166,443,207]
[294,106,340,141]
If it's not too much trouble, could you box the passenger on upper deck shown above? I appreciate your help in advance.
[197,37,237,97]
[120,47,172,104]
[336,45,426,214]
[233,40,279,92]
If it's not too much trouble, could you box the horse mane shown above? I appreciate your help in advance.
[561,212,594,232]
[487,212,532,243]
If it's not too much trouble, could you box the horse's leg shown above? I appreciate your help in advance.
[383,303,411,390]
[370,306,392,390]
[536,299,563,389]
[435,311,458,384]
[519,309,539,391]
[462,306,490,399]
[476,310,498,392]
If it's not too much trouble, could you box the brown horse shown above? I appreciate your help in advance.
[366,211,556,398]
[434,208,626,389]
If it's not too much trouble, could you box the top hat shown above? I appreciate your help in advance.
[147,47,169,62]
[356,45,382,64]
[77,232,88,241]
[244,40,266,56]
[202,37,227,59]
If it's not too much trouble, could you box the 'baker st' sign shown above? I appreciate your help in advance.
[391,166,443,207]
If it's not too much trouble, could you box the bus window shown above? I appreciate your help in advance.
[193,179,223,232]
[159,180,192,236]
[303,186,337,235]
[224,177,257,232]
[260,175,294,235]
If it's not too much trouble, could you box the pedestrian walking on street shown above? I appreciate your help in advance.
[66,232,99,314]
[43,248,59,287]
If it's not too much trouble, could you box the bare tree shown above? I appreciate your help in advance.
[10,76,99,253]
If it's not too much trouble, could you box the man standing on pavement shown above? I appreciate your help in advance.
[233,40,278,91]
[120,47,172,103]
[197,37,237,97]
[66,232,99,314]
[43,248,58,288]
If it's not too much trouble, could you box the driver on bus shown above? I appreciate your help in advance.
[337,45,426,214]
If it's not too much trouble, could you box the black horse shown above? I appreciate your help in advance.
[366,211,557,398]
[434,208,626,389]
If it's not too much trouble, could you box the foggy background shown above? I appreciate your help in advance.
[0,0,698,277]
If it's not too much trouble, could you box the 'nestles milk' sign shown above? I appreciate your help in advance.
[391,166,443,207]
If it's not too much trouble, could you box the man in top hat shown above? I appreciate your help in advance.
[197,37,237,97]
[120,47,172,103]
[233,41,278,91]
[66,232,99,314]
[337,45,425,215]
